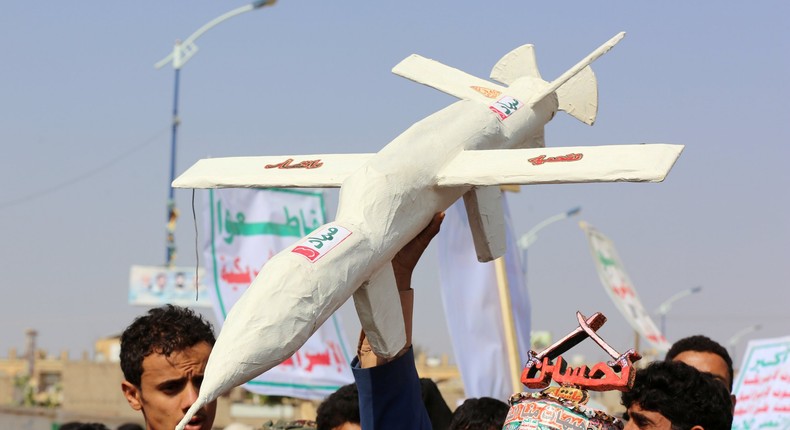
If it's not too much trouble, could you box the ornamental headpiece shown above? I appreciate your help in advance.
[503,311,641,430]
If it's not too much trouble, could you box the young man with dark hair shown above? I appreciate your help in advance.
[665,335,734,391]
[448,397,508,430]
[621,361,733,430]
[316,383,361,430]
[120,304,217,430]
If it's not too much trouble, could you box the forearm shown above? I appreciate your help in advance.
[357,212,442,368]
[357,288,413,368]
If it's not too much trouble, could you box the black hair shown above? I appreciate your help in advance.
[119,305,215,387]
[59,423,110,430]
[666,335,734,390]
[420,378,453,429]
[316,384,360,430]
[448,397,509,430]
[622,361,733,430]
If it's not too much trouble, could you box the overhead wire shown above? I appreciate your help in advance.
[0,125,170,211]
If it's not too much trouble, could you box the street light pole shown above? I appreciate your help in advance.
[728,324,762,360]
[155,0,277,268]
[654,285,703,338]
[517,206,581,273]
[163,62,182,268]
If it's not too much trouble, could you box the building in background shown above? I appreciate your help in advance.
[0,330,466,429]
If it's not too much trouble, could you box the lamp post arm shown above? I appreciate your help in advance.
[518,206,581,250]
[728,324,762,359]
[655,286,703,316]
[182,4,255,48]
[728,324,762,348]
[154,0,275,70]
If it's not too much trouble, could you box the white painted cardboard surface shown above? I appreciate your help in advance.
[175,32,683,430]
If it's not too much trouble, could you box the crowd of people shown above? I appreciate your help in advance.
[61,214,736,430]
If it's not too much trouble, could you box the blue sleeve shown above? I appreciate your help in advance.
[352,347,432,430]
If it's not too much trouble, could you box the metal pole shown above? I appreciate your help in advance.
[494,256,522,394]
[168,68,180,203]
[166,67,181,267]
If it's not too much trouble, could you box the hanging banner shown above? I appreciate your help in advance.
[733,336,790,430]
[579,222,670,352]
[128,265,211,307]
[204,188,354,400]
[437,196,531,401]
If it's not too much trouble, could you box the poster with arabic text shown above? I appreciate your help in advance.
[203,188,354,400]
[733,336,790,430]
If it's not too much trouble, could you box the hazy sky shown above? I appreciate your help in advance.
[1,1,788,368]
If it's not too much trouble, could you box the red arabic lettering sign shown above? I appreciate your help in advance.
[265,158,324,169]
[528,153,583,166]
[520,311,641,392]
[280,341,346,374]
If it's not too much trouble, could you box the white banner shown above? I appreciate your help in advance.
[579,222,670,352]
[128,265,211,307]
[203,188,354,400]
[437,196,531,401]
[733,336,790,430]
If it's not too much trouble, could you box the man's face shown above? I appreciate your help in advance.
[672,350,731,388]
[332,424,361,430]
[624,403,673,430]
[122,341,216,430]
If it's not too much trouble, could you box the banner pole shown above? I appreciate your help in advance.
[494,255,522,394]
[634,330,641,358]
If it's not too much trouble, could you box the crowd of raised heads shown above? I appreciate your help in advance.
[68,301,736,430]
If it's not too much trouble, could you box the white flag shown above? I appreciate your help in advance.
[579,221,671,352]
[437,196,531,401]
[203,188,354,400]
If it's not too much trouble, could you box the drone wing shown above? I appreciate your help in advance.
[437,144,683,187]
[172,153,373,189]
